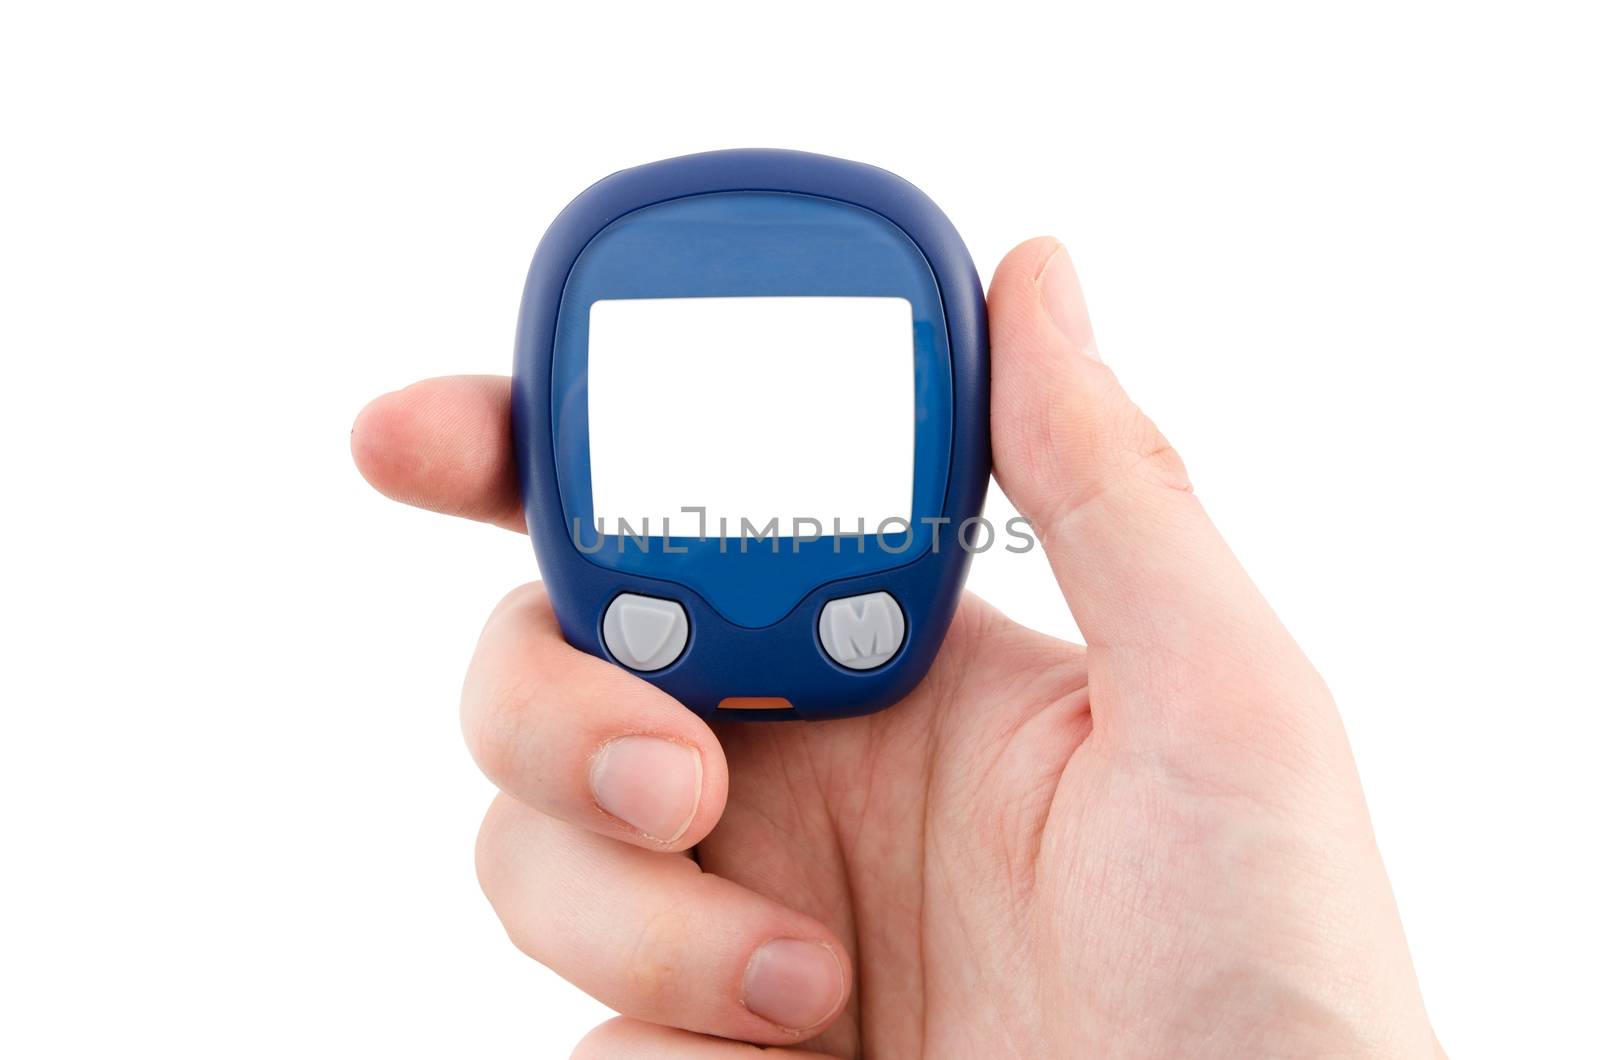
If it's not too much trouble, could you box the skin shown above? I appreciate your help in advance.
[352,238,1443,1058]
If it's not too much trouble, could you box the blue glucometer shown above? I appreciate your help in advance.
[512,149,988,720]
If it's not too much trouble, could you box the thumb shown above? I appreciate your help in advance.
[989,238,1317,725]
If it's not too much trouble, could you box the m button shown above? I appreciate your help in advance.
[818,592,905,670]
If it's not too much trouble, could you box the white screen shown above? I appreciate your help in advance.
[587,296,914,537]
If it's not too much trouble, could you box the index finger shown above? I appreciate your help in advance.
[350,375,524,531]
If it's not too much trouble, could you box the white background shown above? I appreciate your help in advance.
[2,2,1596,1057]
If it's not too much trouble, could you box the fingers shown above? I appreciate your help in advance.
[988,239,1326,729]
[461,582,728,850]
[350,375,524,531]
[465,586,850,1043]
[573,1017,841,1058]
[479,795,852,1045]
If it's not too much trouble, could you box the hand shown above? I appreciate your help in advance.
[352,238,1441,1058]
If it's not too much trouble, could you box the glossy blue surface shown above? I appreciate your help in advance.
[513,150,989,720]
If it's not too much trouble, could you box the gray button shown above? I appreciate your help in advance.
[602,594,689,672]
[818,592,905,670]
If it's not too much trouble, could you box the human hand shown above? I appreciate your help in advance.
[352,237,1441,1058]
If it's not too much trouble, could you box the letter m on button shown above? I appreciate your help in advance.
[819,592,905,670]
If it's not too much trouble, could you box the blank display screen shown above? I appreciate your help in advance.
[587,296,914,536]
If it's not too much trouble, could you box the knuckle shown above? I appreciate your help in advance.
[472,795,519,901]
[462,584,555,790]
[462,672,542,788]
[623,901,695,1013]
[569,1018,634,1058]
[485,580,547,625]
[1036,403,1194,533]
[1100,399,1192,497]
[472,798,555,963]
[1120,409,1192,496]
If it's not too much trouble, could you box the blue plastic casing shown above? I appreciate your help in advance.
[512,150,989,720]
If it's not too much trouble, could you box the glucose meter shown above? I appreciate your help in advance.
[512,149,989,720]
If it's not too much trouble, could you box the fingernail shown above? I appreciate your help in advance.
[742,938,844,1032]
[1036,241,1101,362]
[589,736,702,843]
